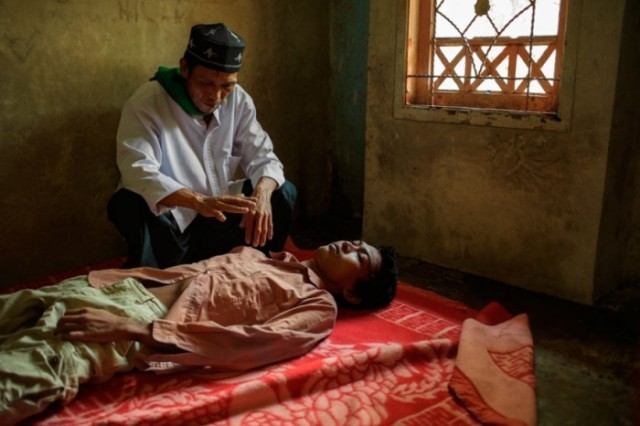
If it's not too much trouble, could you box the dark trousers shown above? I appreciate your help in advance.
[107,180,297,268]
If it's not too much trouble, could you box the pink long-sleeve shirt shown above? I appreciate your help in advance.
[88,247,337,374]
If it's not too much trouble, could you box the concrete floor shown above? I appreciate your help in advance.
[292,216,640,426]
[398,257,639,426]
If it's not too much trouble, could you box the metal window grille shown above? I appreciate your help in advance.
[405,0,568,113]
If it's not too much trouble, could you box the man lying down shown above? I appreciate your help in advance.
[0,240,398,424]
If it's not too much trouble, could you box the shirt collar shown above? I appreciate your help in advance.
[269,251,325,289]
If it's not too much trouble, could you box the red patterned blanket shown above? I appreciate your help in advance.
[12,245,535,425]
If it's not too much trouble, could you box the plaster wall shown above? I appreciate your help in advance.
[0,0,330,287]
[594,0,640,299]
[329,0,369,219]
[364,0,628,303]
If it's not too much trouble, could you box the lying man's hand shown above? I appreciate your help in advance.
[56,307,148,343]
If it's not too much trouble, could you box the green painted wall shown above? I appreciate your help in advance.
[329,0,369,219]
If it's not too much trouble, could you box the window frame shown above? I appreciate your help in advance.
[393,0,581,131]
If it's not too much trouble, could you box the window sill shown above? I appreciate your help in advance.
[393,102,571,131]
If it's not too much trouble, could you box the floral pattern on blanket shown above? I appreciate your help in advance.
[32,338,478,426]
[23,278,534,426]
[27,285,485,426]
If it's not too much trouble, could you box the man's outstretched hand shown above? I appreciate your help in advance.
[161,188,257,222]
[160,178,279,248]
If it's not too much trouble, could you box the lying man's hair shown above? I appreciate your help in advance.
[338,246,399,309]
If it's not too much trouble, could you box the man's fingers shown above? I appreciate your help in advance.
[59,330,89,341]
[215,196,257,213]
[199,195,256,220]
[216,203,251,214]
[244,211,255,245]
[267,217,274,241]
[259,214,269,247]
[247,212,273,247]
[252,214,264,247]
[261,214,273,246]
[56,317,88,339]
[222,195,257,207]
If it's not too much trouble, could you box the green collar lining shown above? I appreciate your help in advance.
[153,67,203,116]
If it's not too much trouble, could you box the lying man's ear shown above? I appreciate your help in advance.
[342,288,362,306]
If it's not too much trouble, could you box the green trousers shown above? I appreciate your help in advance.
[0,276,167,425]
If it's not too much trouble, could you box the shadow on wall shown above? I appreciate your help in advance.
[0,109,124,288]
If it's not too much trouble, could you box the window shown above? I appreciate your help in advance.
[395,0,577,130]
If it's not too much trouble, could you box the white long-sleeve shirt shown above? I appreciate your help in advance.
[116,81,286,232]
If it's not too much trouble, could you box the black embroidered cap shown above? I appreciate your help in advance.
[184,23,245,72]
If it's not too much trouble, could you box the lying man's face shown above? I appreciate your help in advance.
[314,240,382,294]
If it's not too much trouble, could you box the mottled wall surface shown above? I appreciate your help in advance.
[595,0,640,299]
[329,0,369,219]
[364,0,634,304]
[0,0,330,287]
